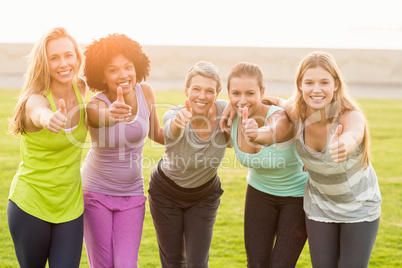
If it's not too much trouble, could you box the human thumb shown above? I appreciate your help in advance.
[116,86,125,103]
[59,99,66,116]
[242,106,248,120]
[330,124,343,144]
[185,99,191,113]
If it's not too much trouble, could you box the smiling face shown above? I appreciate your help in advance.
[185,74,218,116]
[103,54,136,94]
[46,37,79,87]
[299,66,338,112]
[228,75,264,116]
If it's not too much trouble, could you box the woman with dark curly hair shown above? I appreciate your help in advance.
[80,33,164,267]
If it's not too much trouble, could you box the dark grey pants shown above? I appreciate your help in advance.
[306,217,380,268]
[244,185,307,268]
[148,162,223,268]
[7,200,83,268]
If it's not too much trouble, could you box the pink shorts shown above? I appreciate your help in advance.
[83,191,146,268]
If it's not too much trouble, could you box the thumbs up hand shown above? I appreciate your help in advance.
[59,98,67,116]
[173,98,192,130]
[116,86,125,103]
[241,107,259,142]
[110,87,132,123]
[242,106,248,121]
[46,98,67,133]
[329,124,347,163]
[185,98,191,113]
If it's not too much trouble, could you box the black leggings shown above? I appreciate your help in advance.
[244,185,307,268]
[148,163,223,268]
[306,217,380,268]
[7,200,83,268]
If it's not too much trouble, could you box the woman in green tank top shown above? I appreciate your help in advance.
[7,27,87,268]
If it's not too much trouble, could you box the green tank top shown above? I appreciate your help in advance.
[9,82,87,223]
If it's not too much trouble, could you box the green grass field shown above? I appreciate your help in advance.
[0,88,401,267]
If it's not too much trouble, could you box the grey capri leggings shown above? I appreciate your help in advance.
[148,161,223,268]
[305,217,380,268]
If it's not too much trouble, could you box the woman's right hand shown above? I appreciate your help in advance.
[241,107,259,142]
[109,87,132,123]
[173,99,192,130]
[46,99,67,133]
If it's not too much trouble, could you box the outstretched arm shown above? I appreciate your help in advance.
[142,83,164,144]
[86,87,132,128]
[25,94,67,133]
[243,108,295,146]
[267,96,296,123]
[219,102,236,134]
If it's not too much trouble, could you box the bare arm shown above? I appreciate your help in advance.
[86,98,111,128]
[219,102,236,134]
[142,83,164,144]
[267,96,296,123]
[25,94,67,133]
[243,110,295,146]
[220,96,297,134]
[86,87,132,128]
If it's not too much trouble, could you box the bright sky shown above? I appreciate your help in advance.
[2,0,402,49]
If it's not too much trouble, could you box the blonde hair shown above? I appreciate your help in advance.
[293,51,371,168]
[9,27,83,135]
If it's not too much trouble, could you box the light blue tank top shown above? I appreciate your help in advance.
[231,106,308,197]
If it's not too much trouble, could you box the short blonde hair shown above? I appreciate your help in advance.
[185,61,222,94]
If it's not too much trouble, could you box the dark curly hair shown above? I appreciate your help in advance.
[84,33,150,92]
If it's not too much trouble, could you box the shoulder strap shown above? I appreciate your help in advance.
[91,92,112,106]
[265,105,285,120]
